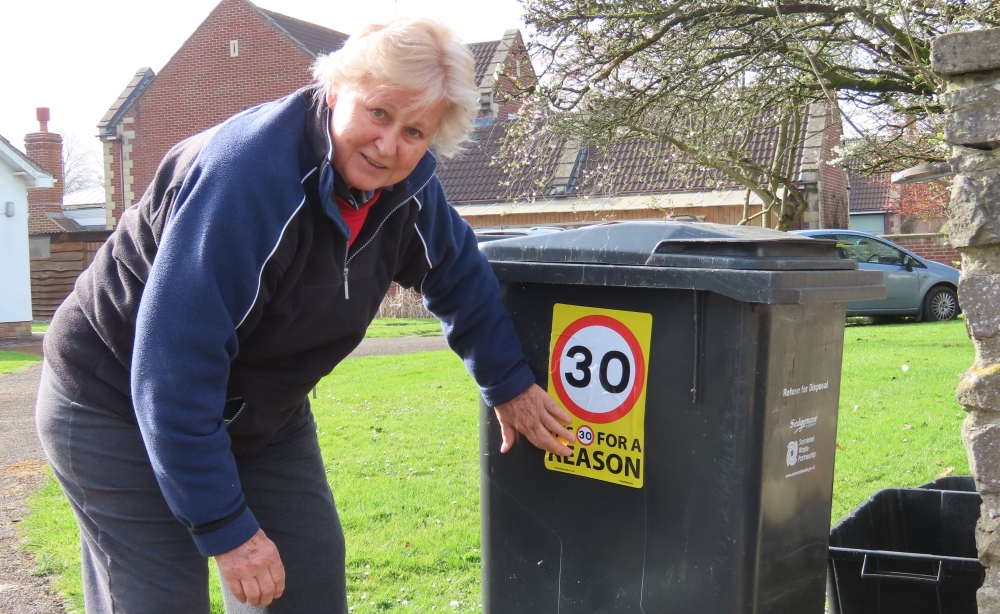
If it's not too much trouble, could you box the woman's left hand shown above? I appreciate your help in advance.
[493,384,575,456]
[216,528,286,607]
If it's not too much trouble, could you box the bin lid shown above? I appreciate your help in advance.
[481,222,886,305]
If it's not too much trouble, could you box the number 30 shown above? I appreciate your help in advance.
[565,345,631,394]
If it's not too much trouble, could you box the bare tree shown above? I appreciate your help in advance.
[59,130,104,195]
[499,0,997,230]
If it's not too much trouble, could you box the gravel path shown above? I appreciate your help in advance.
[0,334,450,613]
[346,335,448,357]
[0,364,65,613]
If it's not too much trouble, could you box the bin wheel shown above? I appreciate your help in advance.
[922,286,959,322]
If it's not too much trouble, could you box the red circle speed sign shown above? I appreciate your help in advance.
[550,314,646,424]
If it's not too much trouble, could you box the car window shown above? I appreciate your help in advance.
[810,234,853,260]
[810,234,855,260]
[830,234,904,266]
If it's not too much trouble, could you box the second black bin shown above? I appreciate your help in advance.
[827,478,984,614]
[478,222,884,614]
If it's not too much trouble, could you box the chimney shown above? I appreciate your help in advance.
[36,107,50,132]
[24,107,63,206]
[24,107,65,234]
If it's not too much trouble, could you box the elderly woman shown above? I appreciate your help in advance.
[36,18,573,614]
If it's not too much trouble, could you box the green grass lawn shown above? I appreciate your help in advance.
[18,319,974,612]
[365,317,442,338]
[17,473,84,608]
[0,350,42,375]
[21,351,479,613]
[26,319,431,338]
[0,319,435,379]
[317,352,481,612]
[832,318,973,521]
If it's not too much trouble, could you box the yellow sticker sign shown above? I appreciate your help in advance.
[545,304,652,488]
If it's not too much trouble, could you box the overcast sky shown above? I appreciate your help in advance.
[0,0,525,154]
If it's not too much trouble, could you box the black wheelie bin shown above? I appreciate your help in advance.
[477,222,885,614]
[827,476,984,614]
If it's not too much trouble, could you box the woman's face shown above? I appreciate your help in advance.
[326,81,446,191]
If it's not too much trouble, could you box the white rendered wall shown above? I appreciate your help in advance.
[0,160,33,324]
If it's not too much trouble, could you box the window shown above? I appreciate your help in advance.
[849,213,886,234]
[829,234,904,266]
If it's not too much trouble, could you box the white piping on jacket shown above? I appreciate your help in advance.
[236,166,317,329]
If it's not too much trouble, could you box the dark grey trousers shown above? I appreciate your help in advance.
[35,362,348,614]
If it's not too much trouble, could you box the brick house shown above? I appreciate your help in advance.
[843,144,948,237]
[839,139,958,267]
[95,0,847,237]
[873,176,950,236]
[97,0,532,227]
[843,171,960,267]
[467,29,535,123]
[97,0,347,225]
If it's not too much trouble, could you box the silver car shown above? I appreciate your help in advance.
[792,230,961,321]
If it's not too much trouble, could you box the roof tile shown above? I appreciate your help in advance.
[575,117,801,195]
[97,68,155,133]
[257,8,348,57]
[849,172,894,212]
[437,114,810,204]
[436,122,566,203]
[468,40,500,88]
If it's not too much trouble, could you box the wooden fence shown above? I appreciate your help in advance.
[31,231,111,320]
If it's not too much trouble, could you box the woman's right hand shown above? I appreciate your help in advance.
[216,528,286,607]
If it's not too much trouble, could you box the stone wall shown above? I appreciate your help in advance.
[932,28,1000,612]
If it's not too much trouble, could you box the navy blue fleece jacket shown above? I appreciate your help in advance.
[45,89,536,556]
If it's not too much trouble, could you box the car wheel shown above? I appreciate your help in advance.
[922,287,959,322]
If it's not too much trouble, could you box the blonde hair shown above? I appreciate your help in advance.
[312,18,479,158]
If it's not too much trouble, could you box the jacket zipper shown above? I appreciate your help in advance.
[225,402,247,425]
[343,175,434,299]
